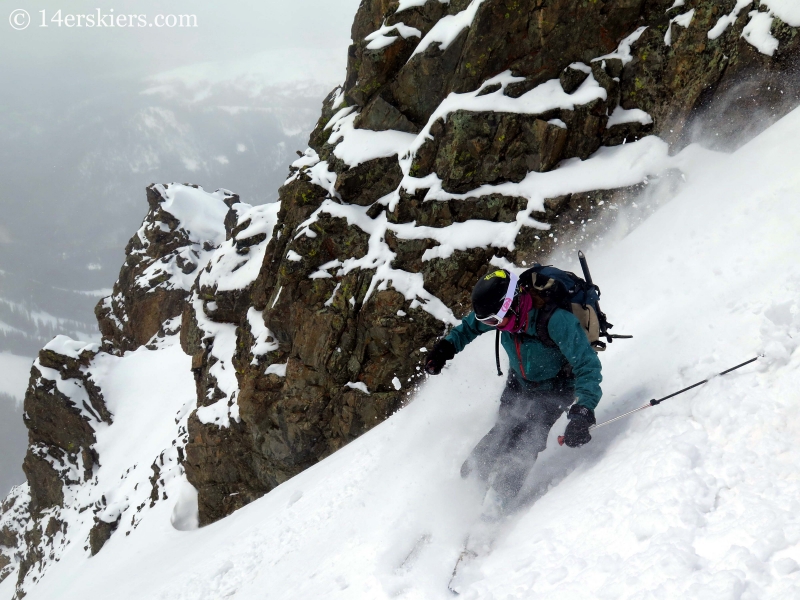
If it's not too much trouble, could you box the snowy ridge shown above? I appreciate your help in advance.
[43,336,99,360]
[0,340,196,597]
[14,94,800,600]
[94,183,241,354]
[0,185,283,590]
[132,184,232,293]
[198,202,280,293]
[192,199,281,428]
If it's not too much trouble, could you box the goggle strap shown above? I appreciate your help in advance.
[494,272,519,322]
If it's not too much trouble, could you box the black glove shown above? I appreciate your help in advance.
[563,404,596,448]
[425,339,456,375]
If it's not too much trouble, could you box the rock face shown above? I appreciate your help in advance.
[0,336,110,592]
[2,3,800,593]
[95,184,238,353]
[23,342,109,513]
[182,0,800,525]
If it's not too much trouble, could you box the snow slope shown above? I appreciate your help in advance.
[15,104,800,600]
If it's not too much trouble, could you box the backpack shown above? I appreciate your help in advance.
[521,264,604,351]
[520,261,628,352]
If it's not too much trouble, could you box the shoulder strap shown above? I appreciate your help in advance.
[534,304,560,348]
[518,267,537,291]
[495,329,503,376]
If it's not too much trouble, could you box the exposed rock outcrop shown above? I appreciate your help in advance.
[0,184,237,596]
[95,184,238,353]
[22,340,108,514]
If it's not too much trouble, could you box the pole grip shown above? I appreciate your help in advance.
[558,435,565,446]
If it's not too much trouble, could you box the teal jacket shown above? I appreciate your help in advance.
[445,309,603,410]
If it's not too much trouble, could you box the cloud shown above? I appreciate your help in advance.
[182,157,202,172]
[142,46,348,105]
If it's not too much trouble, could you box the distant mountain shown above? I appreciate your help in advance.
[0,67,336,355]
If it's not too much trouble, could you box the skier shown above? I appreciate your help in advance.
[425,268,602,512]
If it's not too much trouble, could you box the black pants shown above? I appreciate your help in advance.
[462,370,574,500]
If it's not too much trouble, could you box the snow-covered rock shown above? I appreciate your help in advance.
[95,183,237,353]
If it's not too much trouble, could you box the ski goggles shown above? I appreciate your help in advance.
[475,272,519,326]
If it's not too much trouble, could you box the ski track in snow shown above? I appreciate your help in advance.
[13,100,800,599]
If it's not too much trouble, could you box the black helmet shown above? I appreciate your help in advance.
[472,269,519,325]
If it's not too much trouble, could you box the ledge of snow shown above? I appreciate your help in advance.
[607,106,653,128]
[265,363,287,377]
[411,0,486,58]
[742,11,779,56]
[43,335,99,359]
[365,22,422,51]
[345,381,370,394]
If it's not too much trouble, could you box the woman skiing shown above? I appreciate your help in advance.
[424,268,602,512]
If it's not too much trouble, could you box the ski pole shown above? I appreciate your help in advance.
[558,356,759,446]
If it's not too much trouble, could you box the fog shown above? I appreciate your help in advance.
[0,0,360,496]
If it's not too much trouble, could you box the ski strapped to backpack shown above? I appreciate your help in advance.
[494,251,631,375]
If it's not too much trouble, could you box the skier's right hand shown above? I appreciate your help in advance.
[425,339,456,375]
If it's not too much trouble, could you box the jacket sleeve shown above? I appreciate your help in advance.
[445,312,494,353]
[547,310,603,410]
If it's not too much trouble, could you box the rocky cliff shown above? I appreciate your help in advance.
[1,0,799,596]
[185,0,800,525]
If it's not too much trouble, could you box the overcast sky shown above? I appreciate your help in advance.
[2,0,360,102]
[0,0,361,283]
